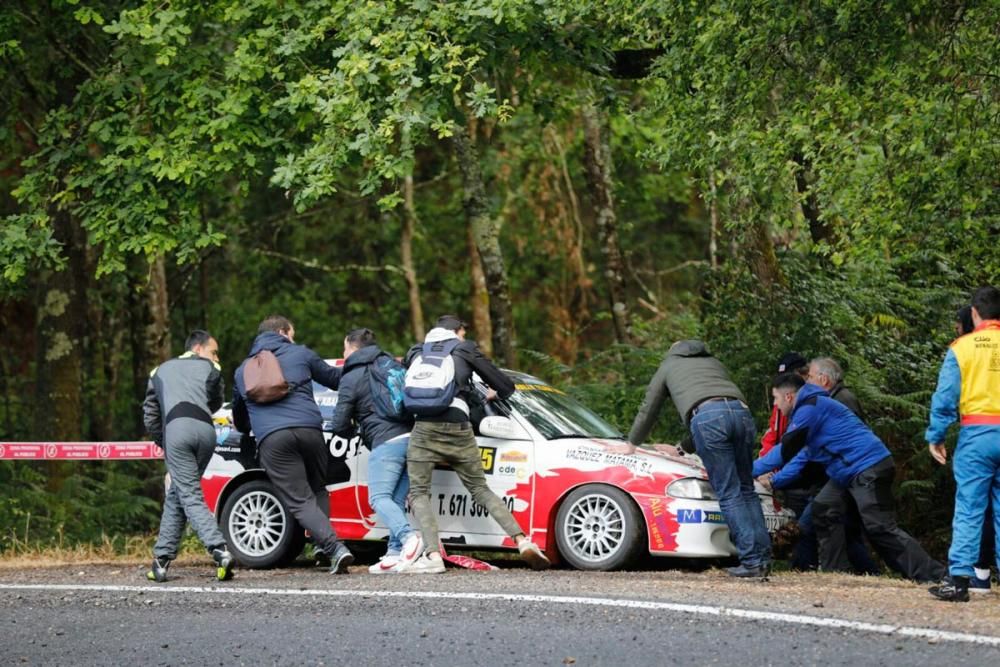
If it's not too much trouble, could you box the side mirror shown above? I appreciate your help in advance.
[479,415,532,441]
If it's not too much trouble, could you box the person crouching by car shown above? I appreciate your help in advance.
[143,329,235,583]
[402,315,551,573]
[231,315,354,574]
[773,375,944,582]
[329,327,423,574]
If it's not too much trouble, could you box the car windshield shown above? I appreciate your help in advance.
[506,382,625,441]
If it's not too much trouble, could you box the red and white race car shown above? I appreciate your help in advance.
[203,368,792,571]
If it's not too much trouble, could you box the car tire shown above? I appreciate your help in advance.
[554,484,645,571]
[220,479,303,568]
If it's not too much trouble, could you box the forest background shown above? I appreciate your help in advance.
[1,1,997,560]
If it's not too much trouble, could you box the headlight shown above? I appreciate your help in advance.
[667,478,717,500]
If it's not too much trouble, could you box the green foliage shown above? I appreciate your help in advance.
[0,461,162,552]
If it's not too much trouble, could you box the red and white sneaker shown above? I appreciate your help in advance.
[401,551,446,574]
[393,533,424,572]
[368,554,401,574]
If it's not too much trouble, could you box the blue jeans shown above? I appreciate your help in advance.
[368,437,415,554]
[949,425,1000,577]
[689,399,771,567]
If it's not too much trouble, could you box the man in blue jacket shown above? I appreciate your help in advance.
[775,375,944,582]
[232,315,352,573]
[329,327,422,574]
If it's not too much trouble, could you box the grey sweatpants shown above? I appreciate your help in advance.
[153,420,227,559]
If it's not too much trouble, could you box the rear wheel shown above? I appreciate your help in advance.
[554,485,645,571]
[220,480,303,568]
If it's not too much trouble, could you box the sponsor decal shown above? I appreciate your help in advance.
[513,383,566,395]
[500,451,528,463]
[676,508,726,524]
[565,445,654,475]
[437,492,514,518]
[495,463,524,477]
[480,446,496,474]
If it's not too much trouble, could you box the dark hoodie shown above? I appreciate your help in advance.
[232,331,341,444]
[628,339,746,445]
[329,344,413,449]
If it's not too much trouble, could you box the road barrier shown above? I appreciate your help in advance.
[0,442,162,460]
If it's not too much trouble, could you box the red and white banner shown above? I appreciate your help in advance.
[0,442,163,460]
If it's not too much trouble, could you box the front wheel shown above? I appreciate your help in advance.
[554,484,645,571]
[220,480,303,568]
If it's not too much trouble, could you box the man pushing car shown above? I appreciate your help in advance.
[629,340,772,578]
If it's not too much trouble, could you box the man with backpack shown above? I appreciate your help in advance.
[402,315,551,573]
[329,327,423,573]
[231,315,353,573]
[143,330,235,583]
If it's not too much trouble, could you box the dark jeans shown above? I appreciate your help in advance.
[812,456,944,582]
[258,427,339,555]
[689,399,771,568]
[794,497,880,575]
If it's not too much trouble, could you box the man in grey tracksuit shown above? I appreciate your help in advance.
[629,339,772,577]
[143,330,234,582]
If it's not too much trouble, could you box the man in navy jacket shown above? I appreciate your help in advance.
[232,315,351,573]
[775,375,944,582]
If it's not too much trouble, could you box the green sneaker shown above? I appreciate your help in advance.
[212,548,235,581]
[146,557,169,583]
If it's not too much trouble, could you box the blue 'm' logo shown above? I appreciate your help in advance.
[677,509,703,524]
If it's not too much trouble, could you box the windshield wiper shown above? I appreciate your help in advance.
[548,433,625,441]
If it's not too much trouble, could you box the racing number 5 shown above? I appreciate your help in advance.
[479,446,496,474]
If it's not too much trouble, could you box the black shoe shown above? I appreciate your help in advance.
[728,563,771,579]
[146,557,170,583]
[211,548,235,581]
[329,543,354,574]
[929,576,970,602]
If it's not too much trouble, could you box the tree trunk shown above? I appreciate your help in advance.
[744,218,785,288]
[145,254,172,363]
[792,153,831,244]
[467,223,493,357]
[708,171,720,270]
[32,213,85,442]
[401,174,426,340]
[581,105,632,345]
[451,130,516,366]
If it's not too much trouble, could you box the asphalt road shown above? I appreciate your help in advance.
[2,562,999,666]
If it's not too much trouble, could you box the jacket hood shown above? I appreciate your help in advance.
[424,328,460,344]
[796,382,829,405]
[249,331,291,355]
[667,339,709,358]
[343,344,382,372]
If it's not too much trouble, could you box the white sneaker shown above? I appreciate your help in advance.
[368,554,401,574]
[401,551,445,574]
[518,540,551,571]
[393,533,424,572]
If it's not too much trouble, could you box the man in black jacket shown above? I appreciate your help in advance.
[329,327,422,574]
[232,315,352,573]
[143,330,234,582]
[402,315,550,573]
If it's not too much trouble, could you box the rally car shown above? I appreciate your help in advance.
[203,368,793,571]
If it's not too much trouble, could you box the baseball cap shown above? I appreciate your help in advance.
[777,352,807,373]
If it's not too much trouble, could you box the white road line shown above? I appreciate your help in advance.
[2,583,999,648]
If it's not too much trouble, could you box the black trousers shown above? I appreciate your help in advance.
[258,427,339,554]
[812,456,944,583]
